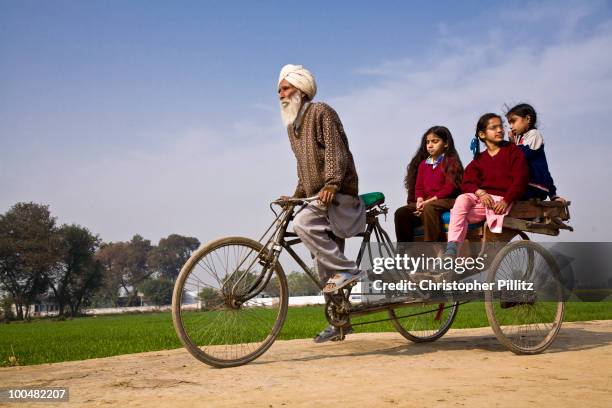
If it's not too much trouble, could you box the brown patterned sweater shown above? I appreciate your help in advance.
[288,102,359,198]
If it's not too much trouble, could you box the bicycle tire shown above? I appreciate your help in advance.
[485,240,564,354]
[172,236,288,367]
[389,301,459,342]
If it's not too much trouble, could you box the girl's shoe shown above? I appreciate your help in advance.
[443,241,458,258]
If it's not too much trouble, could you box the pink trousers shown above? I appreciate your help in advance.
[447,193,512,242]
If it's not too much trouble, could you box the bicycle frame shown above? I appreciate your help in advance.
[231,198,397,304]
[232,197,462,323]
[278,201,396,290]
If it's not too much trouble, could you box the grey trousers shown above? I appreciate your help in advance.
[292,195,364,285]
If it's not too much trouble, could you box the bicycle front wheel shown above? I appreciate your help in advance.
[172,236,288,367]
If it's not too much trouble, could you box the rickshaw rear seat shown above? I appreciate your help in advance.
[412,199,571,238]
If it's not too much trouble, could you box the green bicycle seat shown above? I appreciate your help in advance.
[360,192,385,209]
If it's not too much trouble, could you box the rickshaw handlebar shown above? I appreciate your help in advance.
[272,196,319,206]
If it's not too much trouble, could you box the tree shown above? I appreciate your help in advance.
[1,292,15,321]
[122,235,152,305]
[95,242,128,307]
[287,271,320,296]
[140,278,173,306]
[197,287,224,310]
[95,235,152,306]
[147,234,199,281]
[67,259,103,315]
[0,203,57,319]
[45,224,103,316]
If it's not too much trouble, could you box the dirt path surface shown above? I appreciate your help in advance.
[1,320,611,407]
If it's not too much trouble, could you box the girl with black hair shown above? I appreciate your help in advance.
[444,113,529,257]
[395,126,463,243]
[506,103,566,202]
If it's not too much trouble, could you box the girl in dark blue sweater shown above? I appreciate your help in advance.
[506,103,566,202]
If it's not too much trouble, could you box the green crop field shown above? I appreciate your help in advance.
[1,302,610,367]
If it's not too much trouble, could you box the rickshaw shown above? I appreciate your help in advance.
[172,192,572,367]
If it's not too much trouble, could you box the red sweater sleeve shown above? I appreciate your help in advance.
[503,144,529,203]
[414,161,425,199]
[436,157,458,198]
[461,159,481,194]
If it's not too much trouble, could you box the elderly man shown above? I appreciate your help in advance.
[278,64,365,342]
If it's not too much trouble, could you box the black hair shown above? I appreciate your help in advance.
[404,126,464,201]
[506,103,538,130]
[472,113,502,159]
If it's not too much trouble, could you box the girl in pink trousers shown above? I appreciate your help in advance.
[444,113,529,257]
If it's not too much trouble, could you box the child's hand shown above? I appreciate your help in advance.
[493,200,508,214]
[479,193,494,209]
[416,197,424,211]
[508,129,516,143]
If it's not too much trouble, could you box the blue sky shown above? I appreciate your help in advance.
[1,0,611,246]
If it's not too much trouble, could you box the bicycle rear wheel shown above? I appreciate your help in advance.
[172,236,288,367]
[485,240,564,354]
[389,302,459,342]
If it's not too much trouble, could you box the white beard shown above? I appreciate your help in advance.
[280,92,303,127]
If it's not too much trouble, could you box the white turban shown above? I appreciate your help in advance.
[278,64,317,100]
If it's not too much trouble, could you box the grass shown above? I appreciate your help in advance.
[0,302,610,367]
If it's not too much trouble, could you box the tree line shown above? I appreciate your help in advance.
[0,202,322,321]
[0,202,199,320]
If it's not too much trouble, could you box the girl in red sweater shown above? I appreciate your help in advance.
[444,113,529,257]
[395,126,463,243]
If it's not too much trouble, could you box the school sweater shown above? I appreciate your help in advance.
[461,142,529,203]
[414,156,459,200]
[516,129,558,199]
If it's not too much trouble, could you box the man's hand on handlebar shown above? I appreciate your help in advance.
[275,191,335,208]
[276,195,294,208]
[275,195,315,208]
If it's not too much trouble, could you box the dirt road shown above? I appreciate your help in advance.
[1,320,611,407]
